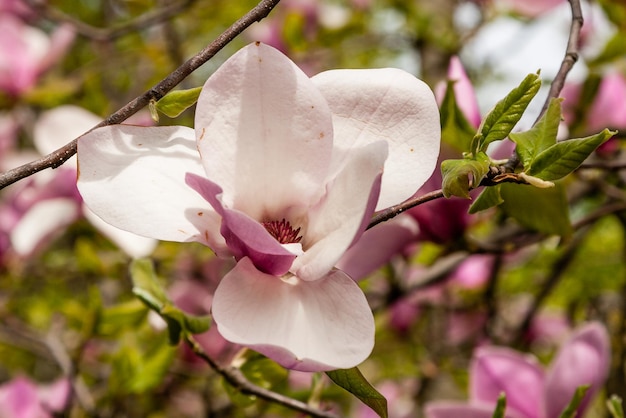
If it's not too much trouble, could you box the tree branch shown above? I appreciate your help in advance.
[184,335,341,418]
[26,0,197,42]
[368,189,445,230]
[0,0,282,191]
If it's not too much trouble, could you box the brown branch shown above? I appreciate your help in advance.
[368,189,445,229]
[184,335,341,418]
[26,0,197,42]
[0,0,282,191]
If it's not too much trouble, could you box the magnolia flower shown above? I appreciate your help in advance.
[0,376,70,418]
[77,42,440,371]
[426,322,611,418]
[0,15,74,97]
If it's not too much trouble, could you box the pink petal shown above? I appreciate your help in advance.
[0,377,46,418]
[0,16,49,96]
[195,42,333,218]
[312,67,441,210]
[470,346,544,418]
[11,198,80,256]
[544,322,611,418]
[77,125,225,252]
[447,57,481,128]
[185,173,296,274]
[37,379,71,412]
[426,402,524,418]
[587,71,626,132]
[500,0,565,17]
[212,257,374,371]
[37,24,75,74]
[291,141,387,281]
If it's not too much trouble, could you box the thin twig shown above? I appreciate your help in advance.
[184,335,341,418]
[0,0,282,191]
[368,189,445,229]
[505,0,584,172]
[26,0,197,42]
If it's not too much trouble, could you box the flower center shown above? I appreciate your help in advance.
[262,218,302,244]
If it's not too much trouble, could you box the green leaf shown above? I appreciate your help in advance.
[441,152,491,198]
[509,98,562,168]
[440,80,477,152]
[491,393,507,418]
[130,258,168,311]
[130,258,211,345]
[326,368,387,418]
[527,129,615,180]
[160,305,210,344]
[472,72,541,154]
[557,385,589,418]
[469,185,503,213]
[155,86,202,118]
[608,395,624,418]
[111,334,176,394]
[500,182,572,237]
[98,299,149,336]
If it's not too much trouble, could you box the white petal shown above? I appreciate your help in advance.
[292,141,388,281]
[77,125,225,251]
[195,42,333,219]
[212,257,374,371]
[34,105,102,159]
[11,198,79,256]
[312,68,441,209]
[82,204,157,258]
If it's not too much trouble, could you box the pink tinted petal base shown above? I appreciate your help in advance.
[544,322,611,418]
[185,173,296,275]
[212,257,374,371]
[470,346,544,418]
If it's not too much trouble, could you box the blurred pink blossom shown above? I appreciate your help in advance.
[0,16,74,97]
[426,321,611,418]
[495,0,565,17]
[0,376,70,418]
[1,105,156,258]
[436,56,481,129]
[587,71,626,133]
[0,0,33,20]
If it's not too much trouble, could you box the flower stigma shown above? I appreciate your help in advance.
[262,218,302,244]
